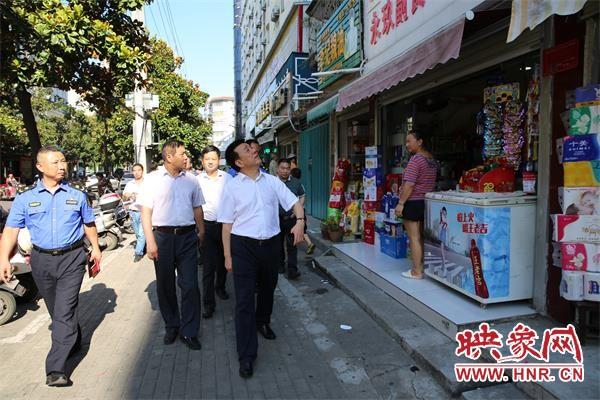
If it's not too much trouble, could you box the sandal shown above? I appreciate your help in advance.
[402,270,424,279]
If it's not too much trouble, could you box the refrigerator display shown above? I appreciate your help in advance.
[424,191,537,304]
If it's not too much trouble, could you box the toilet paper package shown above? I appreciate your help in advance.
[560,270,584,301]
[563,161,600,187]
[558,187,600,215]
[551,214,600,243]
[561,134,600,162]
[560,243,600,272]
[583,272,600,301]
[569,105,600,135]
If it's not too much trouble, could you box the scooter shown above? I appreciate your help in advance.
[94,209,122,251]
[0,228,39,326]
[98,192,133,235]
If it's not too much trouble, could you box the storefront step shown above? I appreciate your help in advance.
[312,252,516,396]
[311,249,599,400]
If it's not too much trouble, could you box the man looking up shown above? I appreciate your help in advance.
[218,139,305,378]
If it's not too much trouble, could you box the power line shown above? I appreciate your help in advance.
[154,0,177,52]
[161,0,187,76]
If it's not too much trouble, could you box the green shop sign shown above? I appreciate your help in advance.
[317,0,362,89]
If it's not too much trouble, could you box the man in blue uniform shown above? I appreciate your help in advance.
[0,145,102,387]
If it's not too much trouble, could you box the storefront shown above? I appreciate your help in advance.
[320,0,598,334]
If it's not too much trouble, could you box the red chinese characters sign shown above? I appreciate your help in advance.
[362,0,484,75]
[369,0,425,45]
[457,212,489,234]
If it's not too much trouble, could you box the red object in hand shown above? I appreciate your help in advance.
[469,239,489,299]
[88,257,100,278]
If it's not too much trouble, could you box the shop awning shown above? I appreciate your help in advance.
[336,20,465,112]
[507,0,588,43]
[307,95,338,123]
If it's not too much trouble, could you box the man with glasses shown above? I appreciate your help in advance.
[0,145,102,387]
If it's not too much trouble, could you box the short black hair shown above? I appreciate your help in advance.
[132,163,144,171]
[162,140,185,161]
[277,158,290,166]
[36,145,62,162]
[225,139,246,172]
[291,168,301,179]
[245,139,259,146]
[201,145,221,158]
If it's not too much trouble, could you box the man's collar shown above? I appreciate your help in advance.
[37,179,67,193]
[201,170,223,179]
[239,169,265,181]
[161,167,185,177]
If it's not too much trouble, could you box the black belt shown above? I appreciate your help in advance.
[32,239,84,256]
[153,225,196,235]
[232,234,278,247]
[203,220,220,225]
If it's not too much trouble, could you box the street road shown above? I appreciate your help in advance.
[0,233,447,399]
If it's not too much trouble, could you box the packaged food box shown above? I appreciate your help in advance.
[563,161,600,187]
[552,214,600,243]
[561,134,600,162]
[569,105,600,135]
[560,242,600,272]
[558,187,600,215]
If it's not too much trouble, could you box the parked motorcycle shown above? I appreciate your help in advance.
[94,208,122,252]
[0,228,39,326]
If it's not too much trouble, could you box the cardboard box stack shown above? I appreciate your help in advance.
[362,146,384,245]
[554,84,600,302]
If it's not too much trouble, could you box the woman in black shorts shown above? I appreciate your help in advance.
[395,131,437,279]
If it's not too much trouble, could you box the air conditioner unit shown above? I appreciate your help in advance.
[271,6,280,22]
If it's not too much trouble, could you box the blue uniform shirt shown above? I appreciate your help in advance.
[6,180,95,250]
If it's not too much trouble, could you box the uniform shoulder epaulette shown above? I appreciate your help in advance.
[16,182,37,195]
[67,181,87,192]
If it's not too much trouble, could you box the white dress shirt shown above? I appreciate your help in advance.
[217,171,298,239]
[196,170,232,221]
[123,179,144,211]
[139,168,205,226]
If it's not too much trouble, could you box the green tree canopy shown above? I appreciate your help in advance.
[0,0,151,162]
[147,39,212,163]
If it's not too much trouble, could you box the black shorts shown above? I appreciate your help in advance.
[403,200,425,222]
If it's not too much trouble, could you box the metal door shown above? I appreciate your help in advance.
[300,122,329,220]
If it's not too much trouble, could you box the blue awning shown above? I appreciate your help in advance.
[307,95,339,123]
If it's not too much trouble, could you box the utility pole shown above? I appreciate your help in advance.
[128,7,158,171]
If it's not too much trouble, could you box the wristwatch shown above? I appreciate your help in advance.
[296,217,306,221]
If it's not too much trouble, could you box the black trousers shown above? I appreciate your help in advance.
[30,247,86,375]
[153,230,200,338]
[201,221,227,311]
[231,234,280,362]
[279,217,298,275]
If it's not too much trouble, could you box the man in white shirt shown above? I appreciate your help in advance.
[140,140,206,351]
[197,145,232,319]
[218,139,305,379]
[122,163,145,262]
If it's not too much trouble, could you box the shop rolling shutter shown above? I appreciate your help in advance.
[300,122,330,220]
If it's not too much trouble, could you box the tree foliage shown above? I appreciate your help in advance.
[147,39,212,163]
[0,0,152,161]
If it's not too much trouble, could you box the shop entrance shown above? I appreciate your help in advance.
[300,122,330,219]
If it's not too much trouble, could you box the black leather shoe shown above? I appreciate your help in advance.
[287,270,301,280]
[46,372,70,387]
[257,324,276,340]
[239,360,253,378]
[215,288,230,300]
[202,309,214,319]
[180,336,202,350]
[163,328,178,345]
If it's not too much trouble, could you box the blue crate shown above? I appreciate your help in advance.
[379,233,407,259]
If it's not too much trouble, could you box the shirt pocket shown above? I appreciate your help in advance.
[64,203,81,215]
[27,206,46,223]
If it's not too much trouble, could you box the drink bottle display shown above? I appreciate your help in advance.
[469,239,489,299]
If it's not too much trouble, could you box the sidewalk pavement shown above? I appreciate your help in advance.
[306,216,599,400]
[0,234,449,399]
